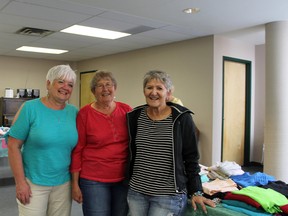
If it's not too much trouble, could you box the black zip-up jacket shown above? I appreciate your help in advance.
[126,102,203,197]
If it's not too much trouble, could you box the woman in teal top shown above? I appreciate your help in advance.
[8,65,78,216]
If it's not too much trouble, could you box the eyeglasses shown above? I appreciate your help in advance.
[96,83,114,89]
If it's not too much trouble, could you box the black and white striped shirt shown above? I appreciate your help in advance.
[129,109,177,196]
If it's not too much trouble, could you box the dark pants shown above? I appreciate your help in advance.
[80,178,128,216]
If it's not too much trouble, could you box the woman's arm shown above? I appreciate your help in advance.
[71,172,83,203]
[70,111,86,203]
[8,136,31,205]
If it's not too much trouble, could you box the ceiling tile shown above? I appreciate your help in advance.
[2,1,92,24]
[15,0,104,15]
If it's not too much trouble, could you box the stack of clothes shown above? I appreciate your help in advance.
[198,161,288,216]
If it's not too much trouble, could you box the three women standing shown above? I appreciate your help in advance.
[9,66,212,216]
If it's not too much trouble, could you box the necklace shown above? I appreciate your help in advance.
[53,109,66,124]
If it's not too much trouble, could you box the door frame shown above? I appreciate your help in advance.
[221,56,252,166]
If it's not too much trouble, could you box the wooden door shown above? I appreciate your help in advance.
[222,58,251,166]
[80,71,97,108]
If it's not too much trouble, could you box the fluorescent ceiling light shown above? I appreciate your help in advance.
[16,46,68,54]
[61,25,131,39]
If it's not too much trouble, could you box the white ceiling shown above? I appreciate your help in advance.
[0,0,287,62]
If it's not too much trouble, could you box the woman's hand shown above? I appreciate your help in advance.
[191,195,216,214]
[16,180,32,205]
[72,184,83,203]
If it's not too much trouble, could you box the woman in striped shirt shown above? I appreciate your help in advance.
[126,70,215,216]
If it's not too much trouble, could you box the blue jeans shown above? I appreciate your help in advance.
[127,188,187,216]
[79,178,128,216]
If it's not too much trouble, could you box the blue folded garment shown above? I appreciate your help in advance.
[230,172,275,187]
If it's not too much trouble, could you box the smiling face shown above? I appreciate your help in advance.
[47,77,74,103]
[144,78,171,108]
[94,78,116,104]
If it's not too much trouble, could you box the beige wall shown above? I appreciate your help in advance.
[0,35,264,167]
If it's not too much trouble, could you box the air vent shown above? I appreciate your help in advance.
[125,25,155,34]
[16,27,55,37]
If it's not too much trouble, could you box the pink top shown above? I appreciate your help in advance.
[70,101,132,183]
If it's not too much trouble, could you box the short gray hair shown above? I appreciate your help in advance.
[90,71,117,93]
[143,70,173,91]
[46,65,76,84]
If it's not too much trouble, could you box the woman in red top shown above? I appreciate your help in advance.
[70,71,132,216]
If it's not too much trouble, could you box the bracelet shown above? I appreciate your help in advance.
[192,191,204,197]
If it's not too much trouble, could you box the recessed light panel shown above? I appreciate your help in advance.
[16,46,68,54]
[61,25,131,39]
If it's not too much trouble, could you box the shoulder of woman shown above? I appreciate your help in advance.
[19,98,40,112]
[77,103,92,115]
[171,104,192,113]
[116,101,133,111]
[66,103,78,113]
[25,98,40,105]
